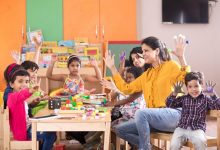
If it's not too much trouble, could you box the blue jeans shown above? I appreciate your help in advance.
[27,126,56,150]
[115,108,181,150]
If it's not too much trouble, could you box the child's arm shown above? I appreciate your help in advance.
[118,51,126,76]
[166,94,183,108]
[83,58,102,82]
[166,81,184,108]
[46,55,66,82]
[207,95,220,110]
[114,92,142,107]
[33,36,42,65]
[26,94,49,105]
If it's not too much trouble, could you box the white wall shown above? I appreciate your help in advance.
[137,0,220,92]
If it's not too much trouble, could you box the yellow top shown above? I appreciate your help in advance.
[113,60,190,108]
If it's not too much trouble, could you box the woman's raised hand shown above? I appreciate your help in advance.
[104,50,115,69]
[172,34,187,58]
[100,78,118,91]
[89,57,98,67]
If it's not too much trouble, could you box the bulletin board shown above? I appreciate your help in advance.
[106,41,141,76]
[26,0,63,41]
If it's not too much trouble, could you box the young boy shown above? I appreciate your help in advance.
[21,60,49,116]
[166,71,220,150]
[21,60,39,86]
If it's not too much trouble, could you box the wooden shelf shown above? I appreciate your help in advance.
[38,67,100,77]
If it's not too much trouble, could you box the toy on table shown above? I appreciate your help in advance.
[48,97,61,110]
[82,94,107,105]
[58,95,86,115]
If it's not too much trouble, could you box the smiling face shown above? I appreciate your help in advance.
[130,53,145,68]
[10,76,30,92]
[186,80,203,98]
[141,43,158,65]
[27,69,38,83]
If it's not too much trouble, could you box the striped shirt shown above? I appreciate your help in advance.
[166,93,220,131]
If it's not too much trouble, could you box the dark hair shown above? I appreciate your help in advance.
[67,55,81,67]
[185,71,204,86]
[126,66,143,79]
[124,59,131,68]
[10,69,30,84]
[141,36,171,62]
[129,47,151,71]
[4,63,23,85]
[129,47,143,65]
[21,60,39,71]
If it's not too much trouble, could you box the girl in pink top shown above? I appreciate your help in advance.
[7,69,56,150]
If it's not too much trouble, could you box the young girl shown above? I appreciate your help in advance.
[7,69,56,150]
[129,47,151,71]
[46,54,102,146]
[102,66,145,128]
[3,63,22,109]
[46,54,102,94]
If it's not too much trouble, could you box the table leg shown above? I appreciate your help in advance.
[104,122,111,150]
[32,122,37,150]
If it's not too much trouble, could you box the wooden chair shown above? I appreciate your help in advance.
[115,136,129,150]
[3,108,38,150]
[0,104,4,150]
[150,110,220,150]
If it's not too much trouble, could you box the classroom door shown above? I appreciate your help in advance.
[63,0,100,43]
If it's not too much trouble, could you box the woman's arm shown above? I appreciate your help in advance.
[104,50,119,76]
[46,55,65,81]
[103,50,143,94]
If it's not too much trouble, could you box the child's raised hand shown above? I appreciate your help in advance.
[51,54,58,63]
[172,34,187,58]
[173,81,185,96]
[89,57,98,67]
[119,51,126,74]
[103,50,115,69]
[203,81,216,95]
[32,36,42,50]
[11,50,21,64]
[30,78,41,93]
[119,51,126,62]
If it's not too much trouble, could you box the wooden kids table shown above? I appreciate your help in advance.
[31,113,111,150]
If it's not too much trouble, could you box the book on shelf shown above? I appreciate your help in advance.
[27,30,44,45]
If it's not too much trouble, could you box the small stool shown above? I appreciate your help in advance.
[54,144,65,150]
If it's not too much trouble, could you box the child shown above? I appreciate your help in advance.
[46,54,102,94]
[21,60,39,86]
[21,60,47,116]
[46,54,102,146]
[7,69,56,150]
[166,71,220,150]
[102,66,145,128]
[3,63,22,109]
